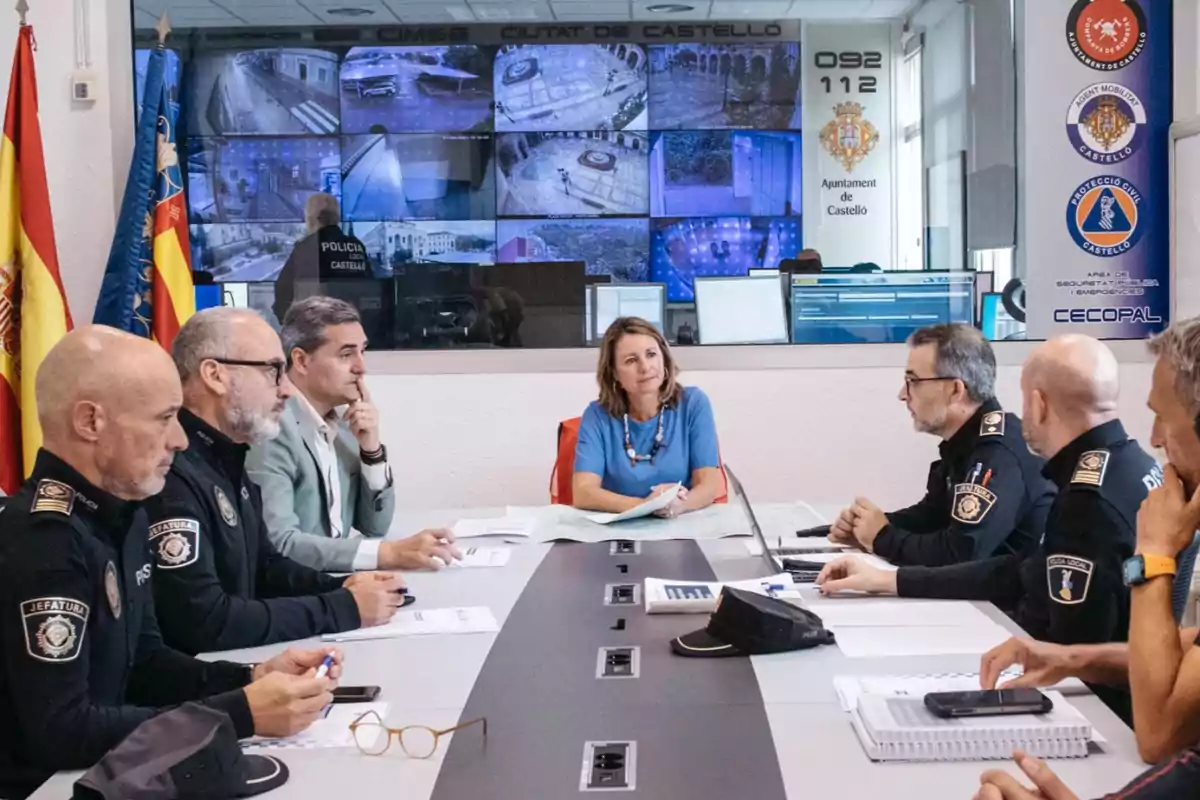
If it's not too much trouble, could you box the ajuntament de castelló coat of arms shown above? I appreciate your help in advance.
[819,102,880,174]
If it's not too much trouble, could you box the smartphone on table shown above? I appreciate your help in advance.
[332,685,381,704]
[923,688,1053,718]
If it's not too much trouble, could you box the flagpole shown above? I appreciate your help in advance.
[155,12,170,50]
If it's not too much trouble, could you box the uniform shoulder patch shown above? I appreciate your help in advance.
[1071,450,1111,487]
[979,411,1006,437]
[32,479,75,515]
[21,597,89,662]
[149,518,201,570]
[951,483,998,525]
[1047,554,1095,605]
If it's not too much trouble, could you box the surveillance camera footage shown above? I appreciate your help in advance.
[494,44,649,133]
[497,218,650,282]
[190,222,309,282]
[351,220,497,274]
[187,137,342,223]
[648,44,802,130]
[650,131,801,217]
[496,131,649,218]
[187,49,341,136]
[340,46,495,134]
[341,134,495,221]
[651,216,801,301]
[135,48,181,120]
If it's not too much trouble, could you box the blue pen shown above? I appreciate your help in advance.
[314,654,335,679]
[762,583,786,597]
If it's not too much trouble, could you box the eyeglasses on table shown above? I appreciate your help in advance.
[349,709,488,758]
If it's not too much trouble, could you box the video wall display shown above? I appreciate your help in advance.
[650,130,801,217]
[651,216,801,301]
[341,133,495,220]
[153,39,803,287]
[497,131,649,218]
[340,46,494,134]
[134,48,181,119]
[351,220,497,273]
[648,43,802,130]
[497,218,650,282]
[187,137,342,223]
[494,44,649,132]
[190,222,308,282]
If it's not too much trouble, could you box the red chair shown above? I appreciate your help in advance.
[549,416,728,505]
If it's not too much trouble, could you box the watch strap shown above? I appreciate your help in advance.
[1142,554,1178,578]
[360,444,387,466]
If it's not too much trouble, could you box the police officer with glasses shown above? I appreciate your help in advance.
[0,328,340,800]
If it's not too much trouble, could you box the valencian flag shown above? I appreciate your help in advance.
[94,41,193,350]
[0,25,73,495]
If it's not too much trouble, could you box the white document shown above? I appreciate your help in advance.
[243,703,389,750]
[448,546,511,569]
[644,573,796,614]
[833,622,1012,658]
[322,606,499,643]
[585,483,682,525]
[452,517,536,540]
[804,599,992,628]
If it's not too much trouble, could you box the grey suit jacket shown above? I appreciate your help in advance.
[247,396,396,572]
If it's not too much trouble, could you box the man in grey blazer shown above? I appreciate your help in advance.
[247,296,460,573]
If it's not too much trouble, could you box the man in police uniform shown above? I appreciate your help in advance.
[272,193,372,321]
[817,335,1169,650]
[830,323,1055,567]
[0,327,341,800]
[146,308,405,655]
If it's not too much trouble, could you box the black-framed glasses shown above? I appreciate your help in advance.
[903,374,958,390]
[207,357,286,386]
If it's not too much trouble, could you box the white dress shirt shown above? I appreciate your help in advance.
[296,392,389,571]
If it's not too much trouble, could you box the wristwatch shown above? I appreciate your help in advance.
[1122,554,1177,587]
[360,444,388,466]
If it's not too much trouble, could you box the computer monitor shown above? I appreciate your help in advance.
[592,284,667,341]
[694,275,788,345]
[220,281,281,328]
[789,271,974,345]
[295,278,396,349]
[583,275,613,346]
[980,292,1026,341]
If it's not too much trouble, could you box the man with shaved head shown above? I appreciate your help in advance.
[817,334,1165,651]
[0,326,345,799]
[145,308,405,656]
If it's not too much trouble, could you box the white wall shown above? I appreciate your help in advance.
[370,346,1158,511]
[0,0,133,322]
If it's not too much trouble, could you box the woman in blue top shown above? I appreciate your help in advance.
[573,316,724,518]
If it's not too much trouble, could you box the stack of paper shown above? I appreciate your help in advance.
[643,573,798,614]
[451,517,536,540]
[243,703,389,751]
[586,483,682,525]
[322,607,499,642]
[850,691,1093,762]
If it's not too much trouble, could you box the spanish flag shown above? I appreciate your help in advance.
[0,26,73,495]
[94,43,193,350]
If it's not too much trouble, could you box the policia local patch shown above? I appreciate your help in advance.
[22,597,89,662]
[1047,555,1095,605]
[951,483,997,524]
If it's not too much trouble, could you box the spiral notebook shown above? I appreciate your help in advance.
[849,691,1092,762]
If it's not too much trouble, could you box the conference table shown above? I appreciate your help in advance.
[32,502,1150,799]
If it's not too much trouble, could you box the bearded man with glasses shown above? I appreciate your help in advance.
[146,308,406,656]
[829,323,1055,567]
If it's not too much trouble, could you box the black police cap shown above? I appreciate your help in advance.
[73,703,288,799]
[670,586,835,658]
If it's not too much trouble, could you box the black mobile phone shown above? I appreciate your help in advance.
[924,689,1053,719]
[332,685,381,704]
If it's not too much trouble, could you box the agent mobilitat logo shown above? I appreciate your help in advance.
[1066,83,1146,165]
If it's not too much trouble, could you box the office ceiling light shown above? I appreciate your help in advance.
[645,3,695,12]
[326,7,375,17]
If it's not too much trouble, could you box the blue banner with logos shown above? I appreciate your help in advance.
[1026,0,1171,339]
